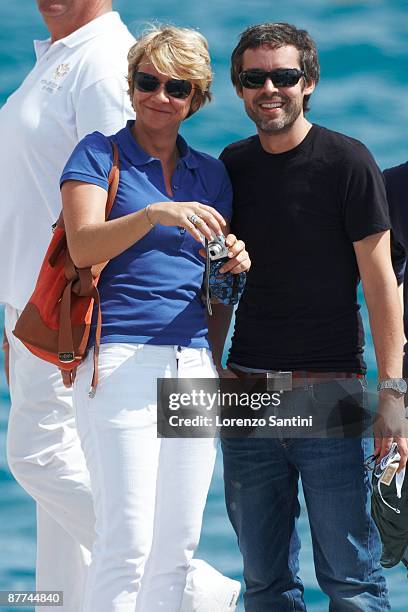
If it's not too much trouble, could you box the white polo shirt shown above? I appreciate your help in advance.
[0,11,135,310]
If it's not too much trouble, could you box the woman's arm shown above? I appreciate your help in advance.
[61,180,227,268]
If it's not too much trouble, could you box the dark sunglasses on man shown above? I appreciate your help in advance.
[133,71,193,99]
[239,68,304,89]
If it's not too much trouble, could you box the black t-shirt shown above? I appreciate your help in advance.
[220,124,390,373]
[384,162,408,351]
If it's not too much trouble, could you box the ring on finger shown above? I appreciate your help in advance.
[188,213,203,226]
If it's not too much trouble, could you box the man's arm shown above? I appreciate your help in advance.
[2,327,9,386]
[354,230,408,469]
[398,283,404,317]
[206,304,234,375]
[355,230,403,379]
[205,222,250,376]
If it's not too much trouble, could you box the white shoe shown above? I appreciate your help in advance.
[181,559,241,611]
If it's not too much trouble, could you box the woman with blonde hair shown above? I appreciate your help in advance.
[60,25,249,612]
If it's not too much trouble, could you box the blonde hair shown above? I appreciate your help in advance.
[127,25,213,117]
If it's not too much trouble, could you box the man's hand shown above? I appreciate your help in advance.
[199,234,251,274]
[2,329,9,387]
[212,359,238,379]
[220,234,251,274]
[374,389,408,471]
[217,366,238,379]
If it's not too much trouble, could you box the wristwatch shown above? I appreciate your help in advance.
[377,378,407,395]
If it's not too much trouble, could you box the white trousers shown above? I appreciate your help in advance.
[5,305,226,612]
[73,342,218,612]
[5,305,93,612]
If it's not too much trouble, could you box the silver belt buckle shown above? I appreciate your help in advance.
[267,371,292,392]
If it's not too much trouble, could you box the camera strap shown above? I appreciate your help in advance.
[203,237,212,316]
[201,237,247,314]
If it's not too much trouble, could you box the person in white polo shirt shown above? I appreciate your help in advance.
[0,2,241,611]
[0,2,134,610]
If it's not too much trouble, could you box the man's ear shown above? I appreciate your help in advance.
[235,86,244,99]
[303,79,316,96]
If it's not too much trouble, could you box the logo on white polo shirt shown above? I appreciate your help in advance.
[41,63,71,94]
[53,63,70,80]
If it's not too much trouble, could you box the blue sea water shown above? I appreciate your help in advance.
[0,0,408,610]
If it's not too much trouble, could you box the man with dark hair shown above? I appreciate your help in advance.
[219,22,407,610]
[229,22,319,113]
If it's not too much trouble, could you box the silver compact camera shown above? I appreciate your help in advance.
[207,234,229,261]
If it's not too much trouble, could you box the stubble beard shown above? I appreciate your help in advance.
[245,97,303,134]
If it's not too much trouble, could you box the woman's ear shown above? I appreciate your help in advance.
[127,78,135,111]
[187,92,202,118]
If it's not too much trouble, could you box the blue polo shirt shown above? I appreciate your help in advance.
[60,120,232,348]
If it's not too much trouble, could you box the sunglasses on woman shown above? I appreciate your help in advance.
[133,71,193,99]
[239,68,304,89]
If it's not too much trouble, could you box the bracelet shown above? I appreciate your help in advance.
[145,204,155,228]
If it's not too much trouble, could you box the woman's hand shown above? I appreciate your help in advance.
[148,201,226,242]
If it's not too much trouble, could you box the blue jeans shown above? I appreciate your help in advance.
[221,382,390,611]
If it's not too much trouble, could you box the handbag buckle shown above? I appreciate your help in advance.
[58,351,75,363]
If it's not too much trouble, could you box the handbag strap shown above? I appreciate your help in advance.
[49,139,120,267]
[85,141,120,397]
[57,141,121,372]
[105,140,119,220]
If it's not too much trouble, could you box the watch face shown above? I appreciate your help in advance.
[396,379,407,394]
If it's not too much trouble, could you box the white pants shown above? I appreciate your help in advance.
[5,305,93,612]
[74,342,218,612]
[5,305,228,612]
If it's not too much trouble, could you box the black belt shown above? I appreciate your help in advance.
[229,368,364,391]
